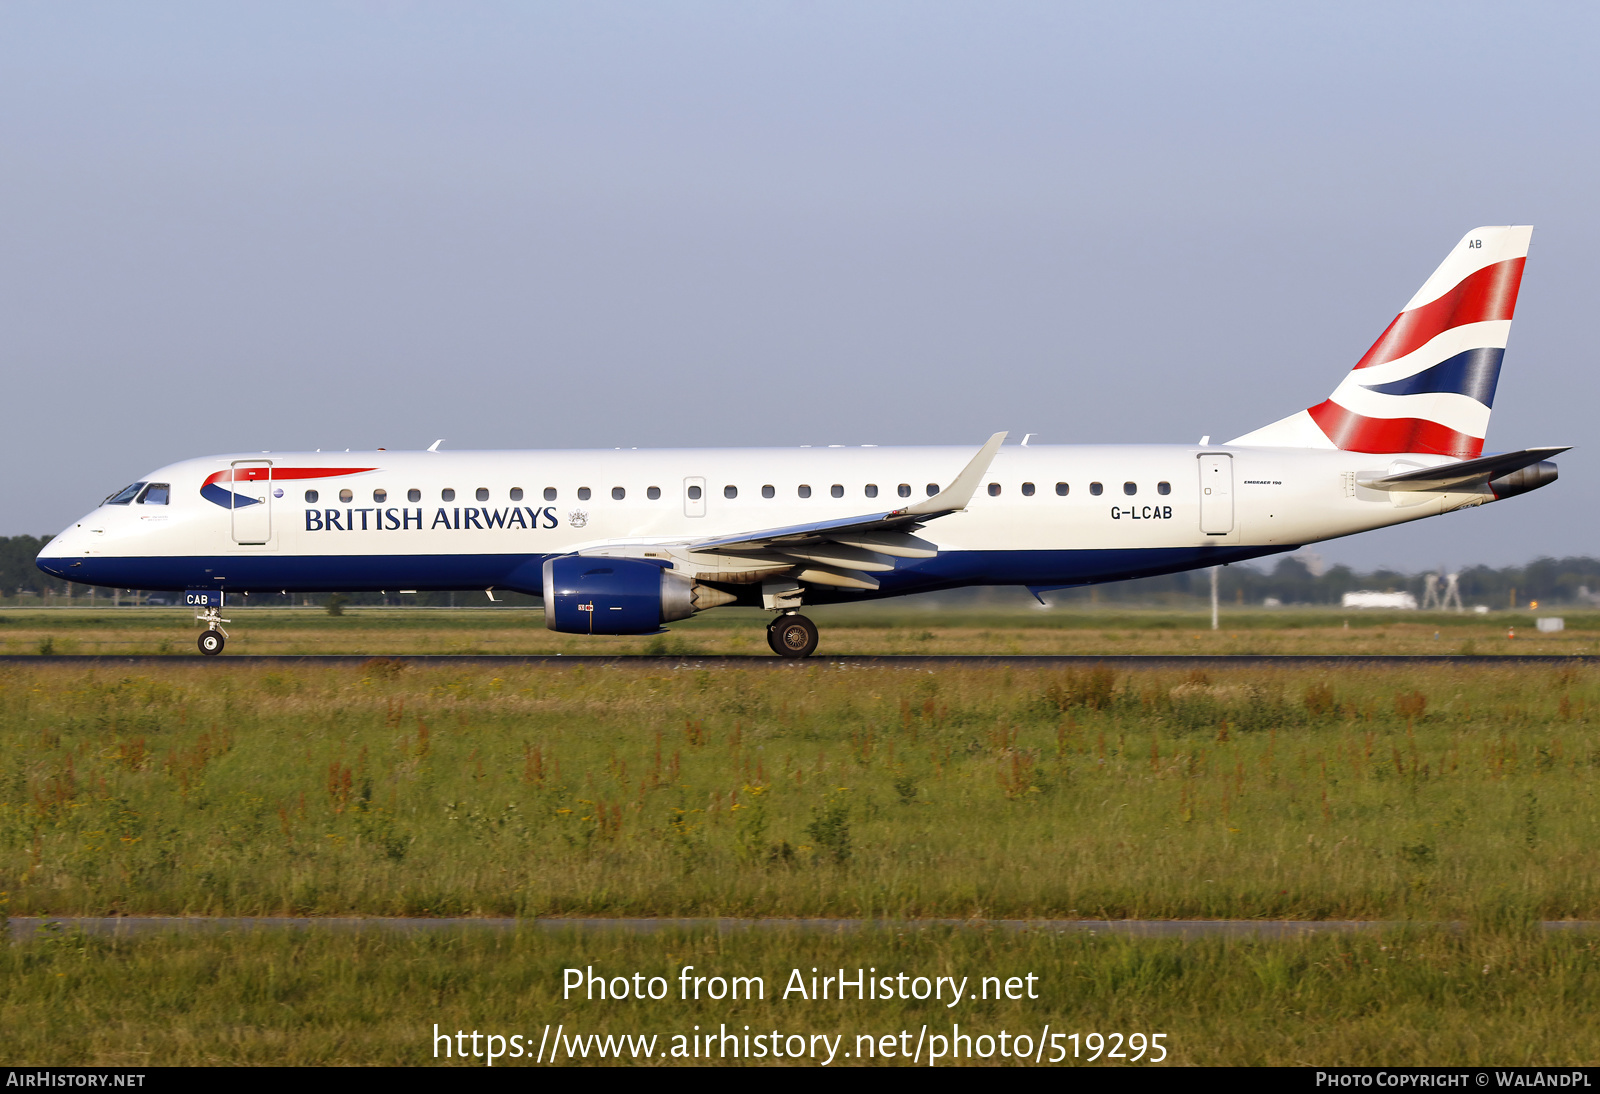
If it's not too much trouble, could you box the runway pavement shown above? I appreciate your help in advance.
[1,653,1595,668]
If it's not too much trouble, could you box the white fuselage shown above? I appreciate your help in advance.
[36,443,1490,603]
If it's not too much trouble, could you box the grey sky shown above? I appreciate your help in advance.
[3,2,1594,569]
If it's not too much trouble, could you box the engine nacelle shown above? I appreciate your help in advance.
[542,556,709,635]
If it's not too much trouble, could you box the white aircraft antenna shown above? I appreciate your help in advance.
[1021,434,1035,446]
[1199,436,1211,446]
[428,439,444,452]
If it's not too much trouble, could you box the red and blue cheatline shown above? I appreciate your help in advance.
[200,467,377,508]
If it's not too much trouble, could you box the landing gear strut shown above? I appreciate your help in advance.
[767,613,818,659]
[196,607,230,656]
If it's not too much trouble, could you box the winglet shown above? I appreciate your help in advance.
[903,431,1008,516]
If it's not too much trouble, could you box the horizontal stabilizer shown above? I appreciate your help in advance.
[1357,446,1569,491]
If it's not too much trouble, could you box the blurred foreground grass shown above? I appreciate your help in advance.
[2,658,1598,919]
[3,925,1598,1065]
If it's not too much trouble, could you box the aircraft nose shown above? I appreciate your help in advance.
[36,525,89,577]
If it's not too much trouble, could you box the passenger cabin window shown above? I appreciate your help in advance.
[865,484,878,498]
[510,487,524,502]
[476,488,490,502]
[1021,482,1035,496]
[926,483,939,497]
[613,487,626,500]
[724,485,737,499]
[305,489,319,503]
[105,482,145,506]
[798,485,811,498]
[830,484,843,498]
[898,484,911,498]
[687,485,702,500]
[578,487,592,501]
[442,488,456,502]
[373,489,387,503]
[138,483,170,505]
[1089,482,1103,496]
[1124,482,1137,496]
[1056,482,1069,496]
[987,483,1001,496]
[761,485,775,498]
[339,489,354,503]
[408,489,421,503]
[1158,481,1171,495]
[647,486,661,500]
[544,487,557,501]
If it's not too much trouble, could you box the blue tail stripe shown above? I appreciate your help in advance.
[1359,346,1504,407]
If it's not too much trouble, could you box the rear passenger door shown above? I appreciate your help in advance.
[1198,454,1233,535]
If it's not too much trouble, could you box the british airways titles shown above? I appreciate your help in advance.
[305,506,560,532]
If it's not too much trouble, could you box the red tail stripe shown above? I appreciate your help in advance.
[1352,258,1525,371]
[1308,401,1483,459]
[202,467,378,487]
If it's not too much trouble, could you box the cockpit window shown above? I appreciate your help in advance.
[103,482,146,506]
[137,483,170,505]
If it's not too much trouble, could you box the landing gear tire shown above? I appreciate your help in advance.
[768,614,818,659]
[198,631,225,656]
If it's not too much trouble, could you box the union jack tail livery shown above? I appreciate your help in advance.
[1230,225,1532,458]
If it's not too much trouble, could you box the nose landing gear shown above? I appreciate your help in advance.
[196,607,230,656]
[766,613,818,659]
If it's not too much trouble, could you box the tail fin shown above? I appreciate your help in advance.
[1229,226,1532,458]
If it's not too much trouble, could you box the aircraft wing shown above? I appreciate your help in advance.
[579,432,1007,591]
[1357,446,1570,491]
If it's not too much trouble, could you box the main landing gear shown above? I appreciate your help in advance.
[196,607,230,656]
[766,613,818,659]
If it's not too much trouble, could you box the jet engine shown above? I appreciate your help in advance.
[541,556,735,635]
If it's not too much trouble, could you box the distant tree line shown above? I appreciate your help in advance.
[4,533,1599,609]
[0,535,59,597]
[1047,554,1600,609]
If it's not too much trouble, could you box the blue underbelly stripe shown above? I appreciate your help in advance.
[46,545,1297,599]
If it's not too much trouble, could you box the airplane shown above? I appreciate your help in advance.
[36,225,1566,658]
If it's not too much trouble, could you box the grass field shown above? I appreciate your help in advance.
[3,656,1598,920]
[2,603,1598,657]
[5,620,1599,1065]
[4,924,1599,1066]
